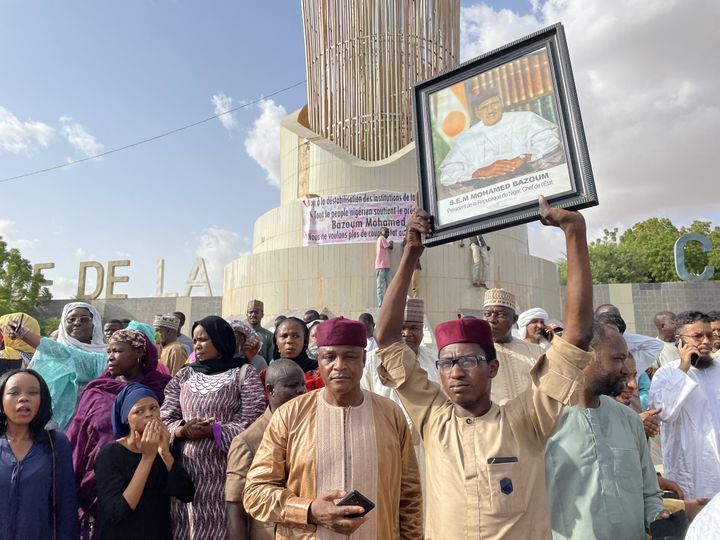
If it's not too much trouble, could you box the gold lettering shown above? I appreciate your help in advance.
[106,260,130,299]
[77,262,104,300]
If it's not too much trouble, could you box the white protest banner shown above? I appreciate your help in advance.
[301,190,416,246]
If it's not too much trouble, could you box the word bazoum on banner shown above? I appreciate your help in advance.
[302,191,416,246]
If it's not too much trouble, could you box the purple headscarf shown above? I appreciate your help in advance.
[66,331,170,527]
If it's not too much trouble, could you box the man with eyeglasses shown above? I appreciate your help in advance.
[483,288,544,405]
[649,311,720,499]
[374,196,594,539]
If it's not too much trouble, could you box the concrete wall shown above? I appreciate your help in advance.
[223,108,564,329]
[36,296,223,333]
[560,282,720,335]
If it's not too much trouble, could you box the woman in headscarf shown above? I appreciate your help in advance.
[226,318,268,372]
[272,316,324,390]
[160,315,265,540]
[0,313,40,373]
[21,302,108,428]
[94,384,194,540]
[0,368,79,539]
[66,329,170,539]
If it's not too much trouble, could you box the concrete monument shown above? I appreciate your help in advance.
[223,0,562,329]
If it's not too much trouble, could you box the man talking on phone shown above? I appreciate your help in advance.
[243,317,422,539]
[649,311,720,499]
[374,197,594,539]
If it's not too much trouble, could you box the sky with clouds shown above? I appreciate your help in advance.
[0,0,717,299]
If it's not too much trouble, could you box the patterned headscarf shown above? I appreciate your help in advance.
[226,317,259,348]
[57,302,107,354]
[108,329,147,351]
[107,329,159,375]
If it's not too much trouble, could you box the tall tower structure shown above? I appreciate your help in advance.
[301,0,460,160]
[223,1,562,329]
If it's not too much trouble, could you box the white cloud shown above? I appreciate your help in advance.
[50,276,79,299]
[244,99,286,187]
[74,248,87,258]
[60,116,104,157]
[211,92,238,131]
[195,226,250,293]
[0,219,39,251]
[0,106,54,154]
[0,219,17,240]
[461,0,720,256]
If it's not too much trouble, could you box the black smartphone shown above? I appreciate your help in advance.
[336,489,375,519]
[676,337,700,364]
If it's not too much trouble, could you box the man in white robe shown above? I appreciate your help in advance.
[439,87,561,187]
[361,298,439,482]
[649,311,720,498]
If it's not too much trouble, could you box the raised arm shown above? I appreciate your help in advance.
[505,198,594,439]
[375,210,430,349]
[539,196,592,351]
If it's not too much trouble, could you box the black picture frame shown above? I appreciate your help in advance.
[413,23,598,247]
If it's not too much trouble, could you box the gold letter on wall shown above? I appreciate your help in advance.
[183,258,213,297]
[77,262,104,300]
[106,260,130,299]
[32,262,55,287]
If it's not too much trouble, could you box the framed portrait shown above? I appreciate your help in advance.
[413,23,598,247]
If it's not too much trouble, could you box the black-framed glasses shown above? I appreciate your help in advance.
[436,355,486,372]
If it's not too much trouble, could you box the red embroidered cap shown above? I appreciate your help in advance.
[316,317,367,348]
[435,318,496,357]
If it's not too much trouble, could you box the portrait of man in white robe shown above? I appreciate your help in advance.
[438,84,564,195]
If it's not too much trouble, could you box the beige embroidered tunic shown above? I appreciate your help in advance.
[492,337,543,405]
[376,337,593,540]
[244,389,423,539]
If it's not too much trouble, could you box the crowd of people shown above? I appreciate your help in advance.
[0,198,719,539]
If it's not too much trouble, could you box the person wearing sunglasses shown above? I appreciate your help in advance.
[649,311,720,499]
[9,302,108,429]
[374,196,594,539]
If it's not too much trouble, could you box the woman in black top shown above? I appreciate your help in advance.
[94,383,194,539]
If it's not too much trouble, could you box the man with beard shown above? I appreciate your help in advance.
[545,323,667,539]
[517,307,551,350]
[649,311,720,498]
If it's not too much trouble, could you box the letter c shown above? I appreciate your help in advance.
[674,233,714,281]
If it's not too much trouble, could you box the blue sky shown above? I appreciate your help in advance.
[1,0,717,298]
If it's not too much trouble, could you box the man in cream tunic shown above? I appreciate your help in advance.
[483,288,544,404]
[375,198,594,539]
[244,317,422,540]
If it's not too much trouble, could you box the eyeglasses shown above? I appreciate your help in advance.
[67,316,93,325]
[436,355,486,372]
[679,332,713,341]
